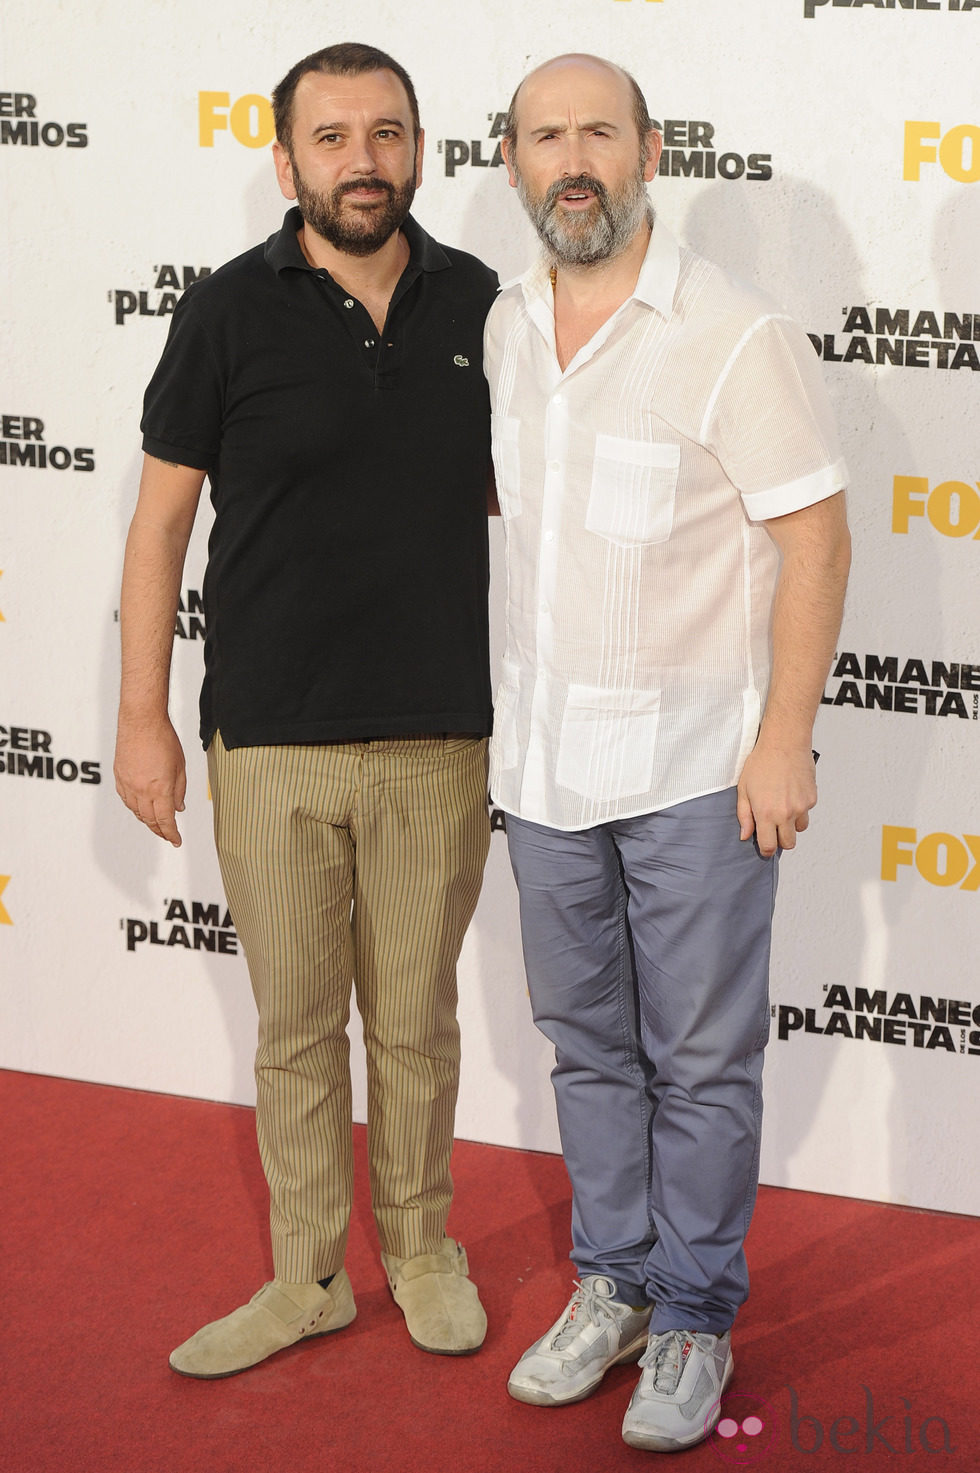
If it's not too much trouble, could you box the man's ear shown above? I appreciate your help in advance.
[643,129,663,183]
[273,140,297,201]
[501,135,518,189]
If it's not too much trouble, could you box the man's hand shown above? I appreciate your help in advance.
[114,454,205,848]
[114,716,187,847]
[736,743,817,856]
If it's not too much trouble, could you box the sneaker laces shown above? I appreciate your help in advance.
[550,1279,618,1350]
[640,1329,693,1394]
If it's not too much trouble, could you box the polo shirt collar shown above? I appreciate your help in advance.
[518,211,680,322]
[264,206,451,277]
[402,213,452,273]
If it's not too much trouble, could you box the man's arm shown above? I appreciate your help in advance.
[736,490,851,857]
[113,454,206,847]
[487,462,500,516]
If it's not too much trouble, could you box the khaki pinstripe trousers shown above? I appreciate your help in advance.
[207,732,490,1283]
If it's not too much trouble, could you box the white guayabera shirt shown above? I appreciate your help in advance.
[485,219,847,832]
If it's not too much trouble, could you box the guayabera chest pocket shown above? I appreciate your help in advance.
[585,436,680,546]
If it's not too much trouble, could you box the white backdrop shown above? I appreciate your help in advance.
[3,0,978,1216]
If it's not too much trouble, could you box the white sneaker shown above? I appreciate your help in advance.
[621,1328,734,1451]
[508,1276,651,1406]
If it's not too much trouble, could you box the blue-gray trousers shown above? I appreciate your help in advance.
[506,788,777,1335]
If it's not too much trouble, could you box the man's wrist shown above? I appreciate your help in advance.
[752,726,816,757]
[117,704,173,730]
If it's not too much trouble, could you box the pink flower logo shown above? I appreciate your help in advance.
[707,1392,779,1464]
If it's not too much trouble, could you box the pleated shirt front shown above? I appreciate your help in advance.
[485,219,847,831]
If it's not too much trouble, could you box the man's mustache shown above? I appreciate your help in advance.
[337,177,396,200]
[544,174,609,210]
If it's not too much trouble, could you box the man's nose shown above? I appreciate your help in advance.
[558,133,588,178]
[347,131,378,173]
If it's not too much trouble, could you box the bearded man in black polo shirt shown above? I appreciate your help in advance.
[113,42,497,1378]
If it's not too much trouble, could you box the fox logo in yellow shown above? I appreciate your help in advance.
[905,122,980,181]
[892,477,980,538]
[882,827,980,890]
[199,92,273,148]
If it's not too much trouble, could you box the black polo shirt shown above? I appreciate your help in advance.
[141,207,497,748]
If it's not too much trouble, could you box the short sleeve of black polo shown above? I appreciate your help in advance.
[141,289,224,471]
[140,208,499,749]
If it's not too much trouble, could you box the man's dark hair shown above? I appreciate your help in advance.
[272,42,420,155]
[503,59,653,156]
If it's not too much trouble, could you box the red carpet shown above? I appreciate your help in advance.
[2,1068,977,1471]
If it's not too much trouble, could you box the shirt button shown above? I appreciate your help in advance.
[343,299,355,309]
[539,602,548,613]
[364,339,375,347]
[544,529,554,542]
[548,461,560,473]
[552,393,563,405]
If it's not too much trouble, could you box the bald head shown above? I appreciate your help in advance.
[503,53,654,156]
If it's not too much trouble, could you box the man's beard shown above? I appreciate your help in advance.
[514,161,651,267]
[293,164,416,257]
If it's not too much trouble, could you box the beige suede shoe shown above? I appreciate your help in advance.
[169,1269,356,1378]
[381,1237,487,1355]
